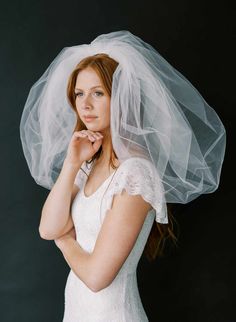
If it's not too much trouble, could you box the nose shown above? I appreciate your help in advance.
[81,94,93,110]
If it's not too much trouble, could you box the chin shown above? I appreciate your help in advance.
[86,124,101,131]
[87,123,109,132]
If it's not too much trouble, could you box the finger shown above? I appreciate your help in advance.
[94,132,104,139]
[72,132,86,140]
[74,131,87,136]
[73,131,86,136]
[82,133,95,142]
[85,131,100,141]
[78,130,94,140]
[89,135,96,142]
[86,130,100,139]
[92,138,102,151]
[76,130,101,141]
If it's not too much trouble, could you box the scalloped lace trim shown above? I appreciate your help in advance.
[105,158,168,224]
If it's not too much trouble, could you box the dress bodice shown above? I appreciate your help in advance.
[63,157,167,321]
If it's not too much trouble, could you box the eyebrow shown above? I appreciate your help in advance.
[74,85,103,90]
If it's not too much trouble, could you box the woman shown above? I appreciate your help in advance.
[20,31,226,321]
[41,54,159,321]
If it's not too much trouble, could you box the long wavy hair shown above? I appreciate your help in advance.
[66,53,179,262]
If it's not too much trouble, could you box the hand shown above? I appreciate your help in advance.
[54,227,77,249]
[66,130,104,166]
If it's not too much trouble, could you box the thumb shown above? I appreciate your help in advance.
[92,138,103,152]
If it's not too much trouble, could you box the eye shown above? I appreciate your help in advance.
[94,91,104,96]
[75,92,83,97]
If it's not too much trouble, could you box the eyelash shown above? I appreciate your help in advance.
[74,91,104,97]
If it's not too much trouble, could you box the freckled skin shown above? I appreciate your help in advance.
[75,67,114,166]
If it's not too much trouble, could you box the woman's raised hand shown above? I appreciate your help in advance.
[65,130,103,167]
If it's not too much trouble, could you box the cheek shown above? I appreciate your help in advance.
[100,98,110,113]
[105,101,111,119]
[75,100,79,111]
[75,101,83,116]
[105,98,111,111]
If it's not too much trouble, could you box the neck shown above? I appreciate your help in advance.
[97,129,112,163]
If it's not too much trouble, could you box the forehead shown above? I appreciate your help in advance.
[75,67,102,88]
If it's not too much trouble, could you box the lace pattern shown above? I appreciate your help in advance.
[74,157,168,224]
[65,157,166,321]
[103,157,168,224]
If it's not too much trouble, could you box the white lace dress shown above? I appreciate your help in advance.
[62,157,167,322]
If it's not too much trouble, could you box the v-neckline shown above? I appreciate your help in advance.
[82,170,117,199]
[81,156,145,199]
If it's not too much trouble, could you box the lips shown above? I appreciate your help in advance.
[84,115,97,118]
[84,115,98,122]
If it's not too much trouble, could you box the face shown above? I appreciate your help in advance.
[75,67,111,134]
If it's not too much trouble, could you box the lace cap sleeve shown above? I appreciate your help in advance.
[104,157,168,224]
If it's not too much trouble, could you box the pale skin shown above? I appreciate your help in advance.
[39,67,152,292]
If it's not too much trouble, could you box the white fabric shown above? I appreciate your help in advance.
[19,30,226,209]
[75,156,167,224]
[63,157,157,321]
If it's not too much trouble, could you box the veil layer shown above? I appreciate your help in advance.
[20,30,226,214]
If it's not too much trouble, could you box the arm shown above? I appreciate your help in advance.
[56,189,152,292]
[39,158,81,240]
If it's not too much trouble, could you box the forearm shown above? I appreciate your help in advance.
[39,158,82,239]
[58,238,95,291]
